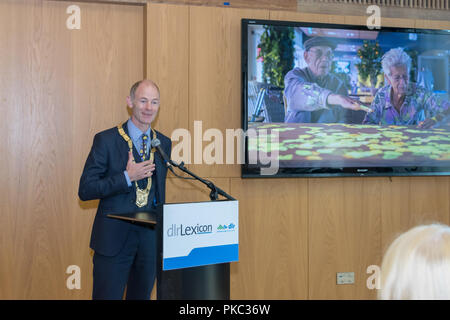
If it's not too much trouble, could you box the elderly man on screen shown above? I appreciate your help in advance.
[363,47,450,128]
[284,37,370,123]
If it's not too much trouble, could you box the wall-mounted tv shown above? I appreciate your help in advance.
[241,18,450,177]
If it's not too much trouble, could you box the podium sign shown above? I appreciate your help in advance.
[162,200,239,271]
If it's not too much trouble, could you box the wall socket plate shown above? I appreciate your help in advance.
[336,272,355,285]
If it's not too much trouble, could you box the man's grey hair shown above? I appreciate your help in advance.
[129,79,160,100]
[381,47,412,76]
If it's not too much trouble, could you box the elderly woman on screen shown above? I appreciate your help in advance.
[363,48,449,128]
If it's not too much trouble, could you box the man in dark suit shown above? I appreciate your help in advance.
[79,79,171,300]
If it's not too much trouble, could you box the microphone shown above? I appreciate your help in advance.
[151,138,174,168]
[151,138,235,201]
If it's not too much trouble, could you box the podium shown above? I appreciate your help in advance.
[107,199,239,300]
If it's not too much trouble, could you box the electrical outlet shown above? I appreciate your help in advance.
[336,272,355,285]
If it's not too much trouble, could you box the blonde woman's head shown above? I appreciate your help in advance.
[379,224,450,300]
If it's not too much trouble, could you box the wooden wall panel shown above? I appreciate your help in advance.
[0,0,144,299]
[70,0,145,299]
[380,177,450,252]
[294,0,449,21]
[188,6,269,179]
[269,8,414,29]
[52,0,450,22]
[145,2,191,185]
[0,0,43,299]
[166,177,231,203]
[297,0,450,10]
[415,18,450,29]
[307,176,450,300]
[150,0,297,11]
[308,178,382,299]
[269,9,345,24]
[146,2,189,138]
[230,178,308,299]
[0,0,76,299]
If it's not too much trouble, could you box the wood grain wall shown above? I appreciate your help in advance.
[0,0,144,299]
[1,0,449,300]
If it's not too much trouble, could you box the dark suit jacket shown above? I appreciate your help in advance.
[79,122,171,257]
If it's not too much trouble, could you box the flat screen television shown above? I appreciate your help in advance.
[241,18,450,177]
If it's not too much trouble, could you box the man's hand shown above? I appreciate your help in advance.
[327,94,373,113]
[126,151,155,182]
[417,118,437,129]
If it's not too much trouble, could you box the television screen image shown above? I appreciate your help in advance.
[242,19,450,177]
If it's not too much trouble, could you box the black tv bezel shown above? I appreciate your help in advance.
[241,18,450,178]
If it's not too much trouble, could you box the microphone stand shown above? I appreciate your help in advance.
[168,160,235,201]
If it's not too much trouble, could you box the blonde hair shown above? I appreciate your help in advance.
[379,224,450,300]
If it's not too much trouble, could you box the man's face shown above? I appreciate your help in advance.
[386,65,409,97]
[304,46,333,77]
[128,82,160,129]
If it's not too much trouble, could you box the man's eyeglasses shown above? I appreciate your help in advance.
[308,49,334,60]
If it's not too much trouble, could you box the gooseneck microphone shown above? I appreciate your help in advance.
[150,137,235,201]
[151,138,174,168]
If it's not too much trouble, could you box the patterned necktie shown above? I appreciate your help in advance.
[140,134,149,161]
